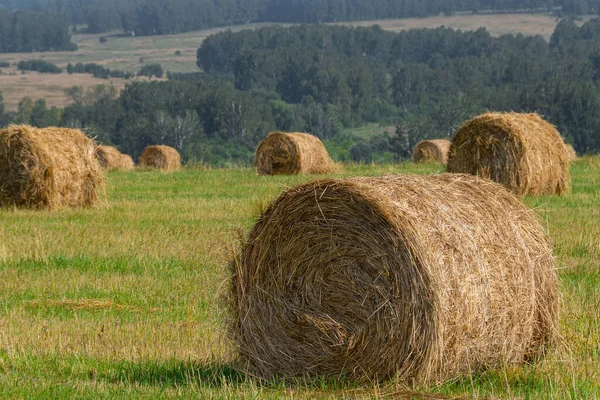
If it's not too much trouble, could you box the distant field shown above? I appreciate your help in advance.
[0,159,599,398]
[0,13,593,111]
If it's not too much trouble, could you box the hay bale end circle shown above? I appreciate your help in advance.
[412,139,451,164]
[447,112,570,196]
[229,174,558,383]
[139,145,181,170]
[255,132,338,175]
[0,124,104,209]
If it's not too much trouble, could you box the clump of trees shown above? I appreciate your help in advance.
[17,60,62,74]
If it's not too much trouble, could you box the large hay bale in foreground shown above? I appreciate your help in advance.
[119,154,135,170]
[447,112,570,196]
[139,145,180,170]
[412,139,451,164]
[255,132,338,175]
[229,174,558,383]
[0,125,103,209]
[95,145,123,170]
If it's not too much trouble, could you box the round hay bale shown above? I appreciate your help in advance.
[565,143,577,161]
[0,124,104,209]
[119,154,135,170]
[447,112,570,196]
[95,145,123,170]
[139,145,181,170]
[255,132,338,175]
[412,139,451,164]
[229,174,558,383]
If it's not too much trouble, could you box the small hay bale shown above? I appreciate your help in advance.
[95,145,123,170]
[0,124,103,209]
[447,112,570,196]
[139,145,181,170]
[254,132,338,175]
[119,154,135,170]
[412,139,451,164]
[565,143,577,161]
[229,174,558,383]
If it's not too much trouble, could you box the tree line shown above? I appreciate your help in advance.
[0,0,599,38]
[0,8,76,52]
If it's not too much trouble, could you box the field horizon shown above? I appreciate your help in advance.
[0,12,593,111]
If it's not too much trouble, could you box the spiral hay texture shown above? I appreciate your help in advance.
[412,139,451,164]
[0,125,103,209]
[229,174,558,383]
[255,132,338,175]
[139,145,181,170]
[447,112,570,196]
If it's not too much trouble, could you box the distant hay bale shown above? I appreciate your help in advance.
[565,143,577,161]
[95,145,123,170]
[412,139,451,164]
[229,174,558,383]
[139,145,181,170]
[447,112,570,196]
[119,154,135,170]
[255,132,338,175]
[0,124,103,209]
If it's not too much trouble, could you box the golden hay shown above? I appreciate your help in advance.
[0,124,104,209]
[255,132,338,175]
[95,145,123,170]
[139,145,181,170]
[447,112,570,196]
[565,143,577,161]
[229,174,558,383]
[412,139,451,164]
[119,154,135,170]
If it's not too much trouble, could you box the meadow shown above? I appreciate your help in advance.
[0,159,599,398]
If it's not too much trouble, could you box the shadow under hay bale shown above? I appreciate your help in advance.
[139,145,180,170]
[119,154,135,170]
[0,124,104,209]
[229,174,558,383]
[447,112,570,196]
[412,139,451,164]
[254,132,338,175]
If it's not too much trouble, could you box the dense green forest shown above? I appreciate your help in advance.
[0,0,599,37]
[0,8,76,52]
[1,18,600,165]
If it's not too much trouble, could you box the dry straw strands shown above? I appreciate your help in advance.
[119,154,135,170]
[0,124,103,209]
[229,174,558,383]
[95,145,134,170]
[447,112,571,196]
[565,143,577,161]
[255,132,338,175]
[412,139,451,164]
[139,145,181,170]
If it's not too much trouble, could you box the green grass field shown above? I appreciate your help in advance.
[1,160,599,398]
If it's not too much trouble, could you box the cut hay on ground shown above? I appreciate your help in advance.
[412,139,451,164]
[565,143,577,161]
[0,124,103,209]
[447,112,570,196]
[119,154,135,170]
[229,174,558,383]
[254,132,338,175]
[139,145,181,170]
